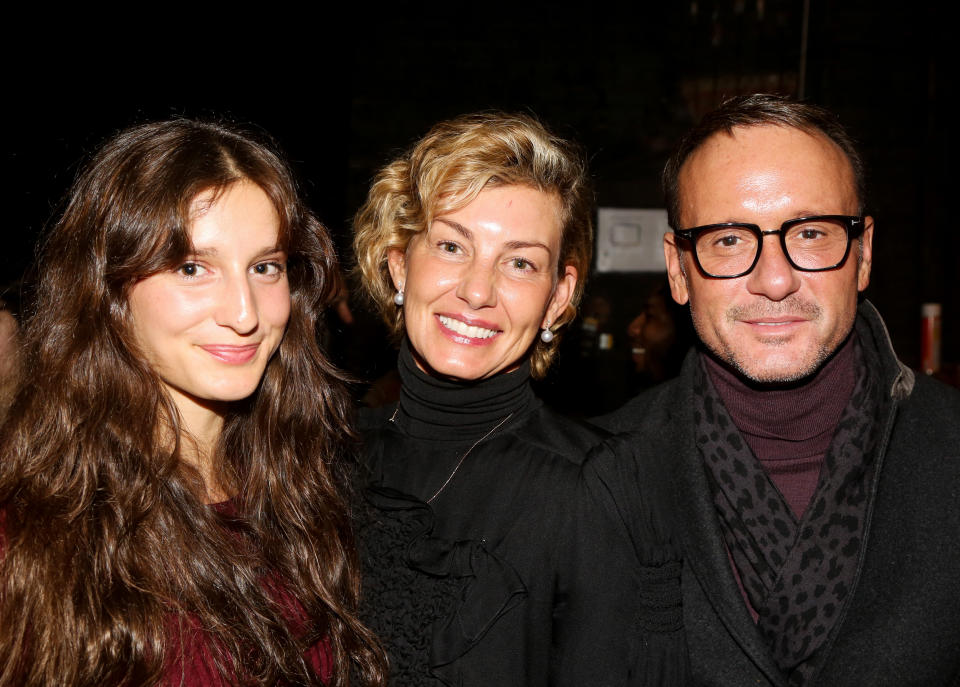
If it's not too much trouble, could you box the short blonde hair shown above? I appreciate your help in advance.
[353,111,593,378]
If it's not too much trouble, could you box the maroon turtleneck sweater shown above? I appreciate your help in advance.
[703,334,857,519]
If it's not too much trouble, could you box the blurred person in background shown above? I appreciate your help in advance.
[626,280,696,389]
[0,288,21,417]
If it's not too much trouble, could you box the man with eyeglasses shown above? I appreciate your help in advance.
[593,95,959,685]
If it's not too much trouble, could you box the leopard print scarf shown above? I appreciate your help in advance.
[693,348,880,684]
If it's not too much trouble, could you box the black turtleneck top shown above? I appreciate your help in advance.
[356,341,684,686]
[376,339,540,501]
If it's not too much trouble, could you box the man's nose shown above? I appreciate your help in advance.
[745,234,802,301]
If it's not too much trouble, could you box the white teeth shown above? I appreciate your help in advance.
[438,315,498,339]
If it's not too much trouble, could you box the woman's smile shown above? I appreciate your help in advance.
[199,343,262,364]
[436,314,501,342]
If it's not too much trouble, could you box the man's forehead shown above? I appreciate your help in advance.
[676,124,857,222]
[686,124,848,169]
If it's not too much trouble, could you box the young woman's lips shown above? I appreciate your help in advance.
[435,314,502,345]
[200,344,260,364]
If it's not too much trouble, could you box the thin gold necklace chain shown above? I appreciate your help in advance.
[389,408,515,504]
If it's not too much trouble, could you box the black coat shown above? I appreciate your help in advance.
[358,387,686,686]
[592,301,960,686]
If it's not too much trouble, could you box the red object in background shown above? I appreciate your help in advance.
[921,303,942,375]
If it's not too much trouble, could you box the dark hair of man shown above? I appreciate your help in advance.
[662,94,867,229]
[0,120,385,686]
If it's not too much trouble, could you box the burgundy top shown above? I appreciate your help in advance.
[703,335,857,518]
[163,584,332,686]
[0,510,333,686]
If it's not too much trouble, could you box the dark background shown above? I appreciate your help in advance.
[7,2,954,410]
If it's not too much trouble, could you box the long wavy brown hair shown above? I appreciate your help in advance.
[0,120,385,686]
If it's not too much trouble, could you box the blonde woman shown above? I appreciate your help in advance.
[353,112,684,685]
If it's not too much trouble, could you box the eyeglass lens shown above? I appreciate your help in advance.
[696,218,850,276]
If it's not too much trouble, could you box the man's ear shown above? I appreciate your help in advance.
[664,232,690,305]
[857,217,874,292]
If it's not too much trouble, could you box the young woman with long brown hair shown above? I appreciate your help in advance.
[0,120,385,686]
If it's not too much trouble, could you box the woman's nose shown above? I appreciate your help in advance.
[215,273,259,334]
[455,262,498,309]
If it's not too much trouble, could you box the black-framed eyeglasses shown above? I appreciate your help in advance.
[673,215,866,279]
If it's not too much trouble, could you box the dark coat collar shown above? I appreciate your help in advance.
[853,299,915,400]
[659,352,788,683]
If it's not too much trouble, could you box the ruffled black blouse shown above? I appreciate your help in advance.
[357,341,686,686]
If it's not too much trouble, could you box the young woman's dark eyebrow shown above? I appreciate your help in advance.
[187,245,285,259]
